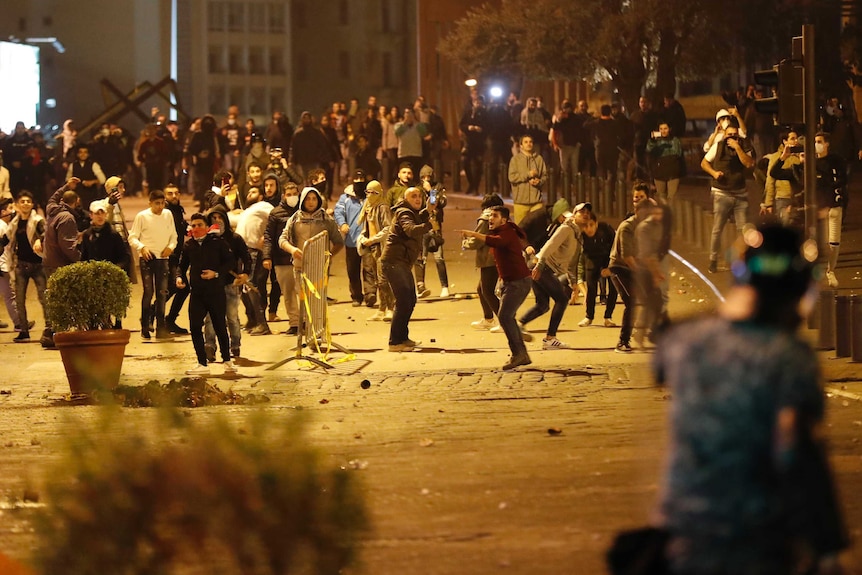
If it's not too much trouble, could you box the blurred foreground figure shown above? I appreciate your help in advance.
[653,224,847,575]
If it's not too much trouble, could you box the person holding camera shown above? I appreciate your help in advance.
[762,129,803,226]
[700,118,755,274]
[646,121,684,202]
[414,165,450,298]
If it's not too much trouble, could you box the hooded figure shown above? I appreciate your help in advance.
[204,205,250,358]
[261,171,282,208]
[278,187,344,272]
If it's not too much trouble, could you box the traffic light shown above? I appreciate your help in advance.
[753,60,804,125]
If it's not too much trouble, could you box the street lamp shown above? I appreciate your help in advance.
[464,78,478,87]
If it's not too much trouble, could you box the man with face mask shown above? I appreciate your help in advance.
[202,207,249,360]
[176,212,236,376]
[702,108,748,154]
[335,170,368,306]
[220,112,246,173]
[701,118,755,274]
[358,180,394,320]
[278,186,344,343]
[263,182,300,335]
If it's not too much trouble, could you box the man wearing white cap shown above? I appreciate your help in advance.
[702,107,748,153]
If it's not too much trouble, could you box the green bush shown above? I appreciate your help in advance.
[35,410,369,575]
[44,261,131,331]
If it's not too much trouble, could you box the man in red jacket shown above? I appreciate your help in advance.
[460,206,532,370]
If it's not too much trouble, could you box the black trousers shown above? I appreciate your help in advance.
[189,284,230,365]
[345,246,363,303]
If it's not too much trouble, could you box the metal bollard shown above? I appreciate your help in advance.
[615,179,626,220]
[500,163,508,198]
[548,167,558,205]
[589,177,599,209]
[818,289,835,349]
[452,158,461,193]
[601,178,612,217]
[576,173,586,205]
[852,295,862,362]
[835,294,852,358]
[381,156,391,188]
[562,171,572,206]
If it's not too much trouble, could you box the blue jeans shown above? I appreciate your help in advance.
[205,284,241,353]
[382,262,417,345]
[710,190,749,262]
[519,270,569,338]
[499,276,532,358]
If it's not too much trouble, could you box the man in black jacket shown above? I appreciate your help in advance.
[203,206,250,360]
[163,184,190,334]
[176,212,236,376]
[262,181,300,335]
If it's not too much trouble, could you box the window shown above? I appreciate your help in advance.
[208,46,225,74]
[249,87,266,115]
[249,46,266,74]
[208,85,226,114]
[228,46,246,74]
[249,3,267,32]
[208,1,225,30]
[293,1,306,29]
[270,88,285,114]
[338,0,349,26]
[227,2,245,32]
[339,51,350,79]
[382,52,392,88]
[229,86,246,113]
[270,2,286,32]
[270,49,285,75]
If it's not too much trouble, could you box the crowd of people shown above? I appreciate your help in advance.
[0,78,858,573]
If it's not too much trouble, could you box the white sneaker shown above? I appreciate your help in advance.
[489,325,503,333]
[417,284,431,298]
[223,361,238,374]
[185,363,210,376]
[542,337,570,350]
[439,287,450,298]
[826,271,839,288]
[471,318,496,330]
[578,317,593,327]
[603,318,617,328]
[383,310,394,322]
[368,310,386,321]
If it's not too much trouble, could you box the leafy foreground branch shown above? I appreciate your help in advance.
[34,411,369,574]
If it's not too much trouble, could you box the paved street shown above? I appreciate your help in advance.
[0,184,860,573]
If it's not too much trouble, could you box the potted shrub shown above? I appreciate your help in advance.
[44,260,131,395]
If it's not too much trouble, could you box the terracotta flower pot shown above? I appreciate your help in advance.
[54,329,131,396]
